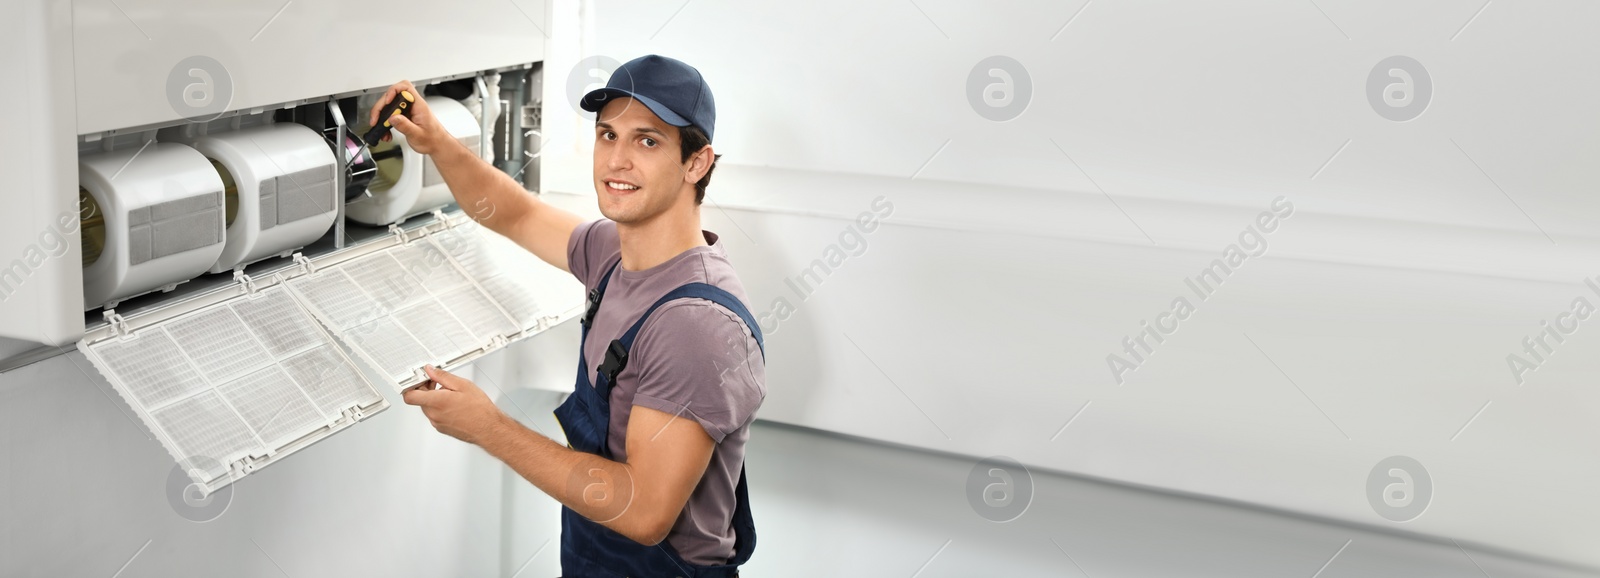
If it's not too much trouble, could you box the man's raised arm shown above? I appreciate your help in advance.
[372,80,585,273]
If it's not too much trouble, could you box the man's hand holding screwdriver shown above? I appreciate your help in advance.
[366,78,583,273]
[368,80,456,156]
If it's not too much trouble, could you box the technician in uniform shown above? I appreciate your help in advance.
[377,55,765,577]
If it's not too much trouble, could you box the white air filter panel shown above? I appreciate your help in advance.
[77,282,388,495]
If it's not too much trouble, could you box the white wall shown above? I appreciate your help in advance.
[502,357,1600,577]
[538,0,1600,568]
[738,420,1600,578]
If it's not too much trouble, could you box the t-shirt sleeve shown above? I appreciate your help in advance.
[566,219,620,289]
[629,300,766,444]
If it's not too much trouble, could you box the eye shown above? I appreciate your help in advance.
[600,130,616,141]
[640,137,658,148]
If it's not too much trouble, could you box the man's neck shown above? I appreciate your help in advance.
[616,205,708,272]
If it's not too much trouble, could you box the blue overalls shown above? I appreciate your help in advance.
[554,258,762,577]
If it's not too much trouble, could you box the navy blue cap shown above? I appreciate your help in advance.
[580,55,716,142]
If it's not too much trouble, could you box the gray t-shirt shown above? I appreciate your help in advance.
[566,218,766,565]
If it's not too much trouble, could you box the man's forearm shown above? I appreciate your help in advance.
[430,136,530,236]
[478,415,662,543]
[428,136,581,272]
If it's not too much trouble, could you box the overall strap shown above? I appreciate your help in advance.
[597,282,765,385]
[580,257,624,332]
[575,257,624,391]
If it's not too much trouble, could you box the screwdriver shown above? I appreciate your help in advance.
[361,89,416,145]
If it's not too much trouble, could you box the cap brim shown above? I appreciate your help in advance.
[579,88,692,128]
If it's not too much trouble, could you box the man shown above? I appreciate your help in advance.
[377,55,765,577]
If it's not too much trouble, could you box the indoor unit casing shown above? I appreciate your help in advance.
[3,0,546,349]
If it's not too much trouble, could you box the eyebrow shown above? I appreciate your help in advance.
[595,122,670,139]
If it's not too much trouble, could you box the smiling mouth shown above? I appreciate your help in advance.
[605,180,639,192]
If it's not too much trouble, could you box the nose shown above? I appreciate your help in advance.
[603,139,631,172]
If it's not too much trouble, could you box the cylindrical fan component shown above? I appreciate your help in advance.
[79,142,227,309]
[344,96,488,226]
[179,123,339,273]
[338,133,378,201]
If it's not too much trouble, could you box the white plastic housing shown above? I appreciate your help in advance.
[79,142,226,309]
[179,123,339,273]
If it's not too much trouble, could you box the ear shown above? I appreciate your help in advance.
[683,143,714,185]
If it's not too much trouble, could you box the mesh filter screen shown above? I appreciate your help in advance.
[282,345,382,415]
[429,224,549,330]
[81,285,386,490]
[232,288,324,356]
[93,330,211,408]
[288,238,520,385]
[393,300,478,363]
[217,365,324,447]
[164,306,274,384]
[79,212,572,491]
[149,390,263,481]
[289,268,382,330]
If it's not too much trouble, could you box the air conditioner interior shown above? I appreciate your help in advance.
[61,68,544,332]
[7,63,582,494]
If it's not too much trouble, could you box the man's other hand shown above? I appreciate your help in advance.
[402,364,509,445]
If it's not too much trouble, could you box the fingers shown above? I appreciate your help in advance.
[423,365,467,392]
[368,80,418,127]
[388,113,419,138]
[402,384,439,406]
[406,366,468,405]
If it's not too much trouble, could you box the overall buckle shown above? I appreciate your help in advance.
[581,288,601,328]
[597,339,629,383]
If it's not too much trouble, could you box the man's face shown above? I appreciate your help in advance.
[593,97,689,225]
